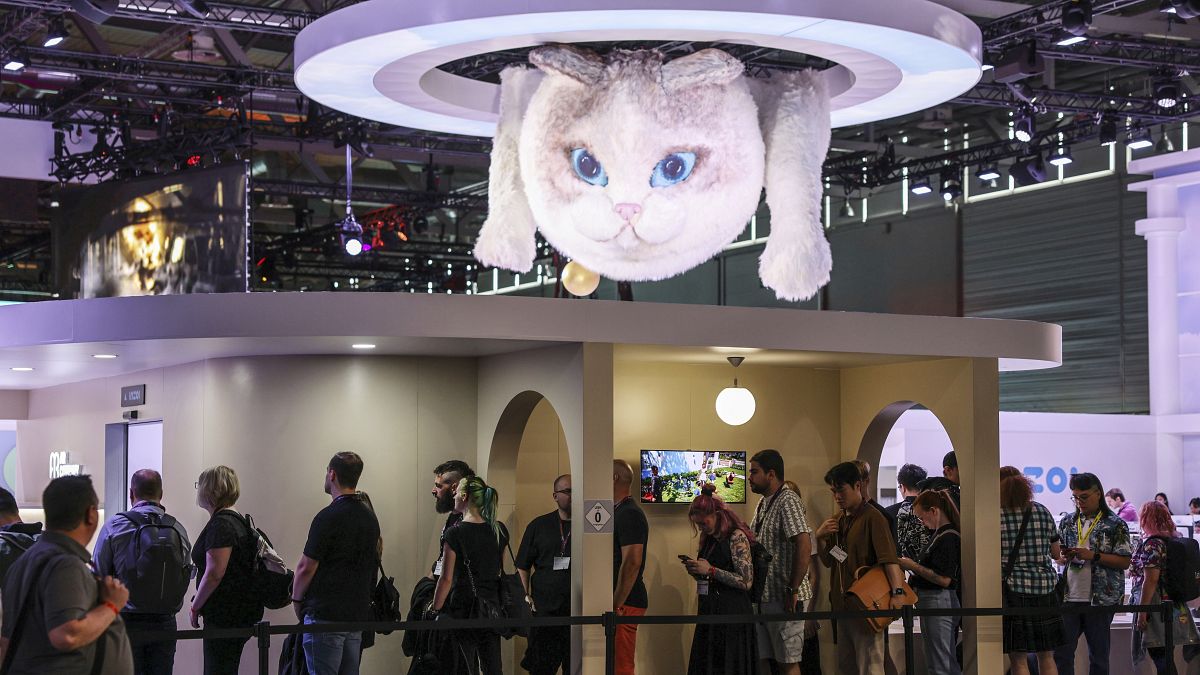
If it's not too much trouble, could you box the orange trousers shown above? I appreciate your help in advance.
[615,604,645,675]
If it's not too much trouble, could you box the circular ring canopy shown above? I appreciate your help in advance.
[295,0,982,137]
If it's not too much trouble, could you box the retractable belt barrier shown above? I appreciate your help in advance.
[117,602,1176,675]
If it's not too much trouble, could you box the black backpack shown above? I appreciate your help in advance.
[749,540,773,603]
[117,511,194,614]
[1151,535,1200,602]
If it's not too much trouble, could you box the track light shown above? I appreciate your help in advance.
[1061,1,1092,37]
[1127,125,1154,150]
[1155,78,1180,109]
[1098,115,1117,146]
[43,17,68,48]
[940,171,962,201]
[1014,108,1036,143]
[1010,155,1047,186]
[976,165,1001,182]
[910,178,933,195]
[1047,146,1074,167]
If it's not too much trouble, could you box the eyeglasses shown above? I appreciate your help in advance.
[554,488,572,495]
[1070,492,1099,503]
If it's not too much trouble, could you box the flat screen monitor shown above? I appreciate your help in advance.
[640,450,746,504]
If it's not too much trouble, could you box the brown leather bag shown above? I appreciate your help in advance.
[844,565,917,633]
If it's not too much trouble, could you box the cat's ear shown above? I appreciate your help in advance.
[474,66,542,274]
[529,45,605,85]
[753,69,833,302]
[660,49,744,91]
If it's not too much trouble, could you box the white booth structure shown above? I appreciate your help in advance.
[0,293,1061,675]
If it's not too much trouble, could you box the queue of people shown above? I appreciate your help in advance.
[3,449,1200,675]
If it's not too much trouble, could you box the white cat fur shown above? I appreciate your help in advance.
[473,45,831,301]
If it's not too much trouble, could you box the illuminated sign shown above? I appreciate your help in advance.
[49,451,82,479]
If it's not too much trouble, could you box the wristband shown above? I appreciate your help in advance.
[1093,551,1101,562]
[102,601,120,616]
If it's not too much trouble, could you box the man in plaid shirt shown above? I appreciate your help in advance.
[1053,473,1131,675]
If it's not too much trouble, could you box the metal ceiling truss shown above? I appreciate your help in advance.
[982,0,1147,49]
[49,121,250,181]
[1038,37,1200,71]
[0,0,314,36]
[252,179,487,212]
[957,81,1190,124]
[20,47,295,94]
[823,118,1100,192]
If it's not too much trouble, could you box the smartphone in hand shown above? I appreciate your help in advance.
[678,554,692,562]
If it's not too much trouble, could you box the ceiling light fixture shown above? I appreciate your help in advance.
[976,165,1001,182]
[1156,126,1176,153]
[44,17,68,48]
[715,356,755,426]
[1054,30,1087,46]
[92,354,118,359]
[1014,108,1036,143]
[1010,154,1047,186]
[1098,115,1117,146]
[1047,145,1074,167]
[838,197,855,218]
[910,178,933,195]
[941,170,962,201]
[2,54,26,73]
[1155,77,1180,109]
[1061,0,1093,37]
[1127,125,1154,150]
[9,367,33,372]
[351,343,376,350]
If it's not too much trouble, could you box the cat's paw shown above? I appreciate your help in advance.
[473,222,536,272]
[758,236,831,302]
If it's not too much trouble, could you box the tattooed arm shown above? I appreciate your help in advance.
[711,529,754,592]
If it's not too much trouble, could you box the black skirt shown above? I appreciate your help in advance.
[1002,590,1065,654]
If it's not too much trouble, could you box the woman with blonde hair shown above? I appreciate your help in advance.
[899,489,962,675]
[1130,500,1200,672]
[999,466,1064,675]
[430,475,509,674]
[190,465,262,675]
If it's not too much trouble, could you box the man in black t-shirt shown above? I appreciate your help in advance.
[292,452,381,675]
[613,460,648,675]
[428,459,475,580]
[516,474,572,675]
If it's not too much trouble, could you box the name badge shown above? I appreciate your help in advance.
[553,556,571,571]
[829,546,849,563]
[697,580,710,596]
[434,559,444,576]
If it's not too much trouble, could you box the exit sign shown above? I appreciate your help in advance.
[121,385,146,408]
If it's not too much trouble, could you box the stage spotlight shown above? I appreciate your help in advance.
[1047,146,1074,167]
[910,178,933,195]
[1127,125,1154,150]
[44,17,68,47]
[941,171,962,201]
[340,213,364,256]
[976,165,1001,182]
[1061,1,1092,37]
[1098,116,1117,146]
[1008,81,1039,104]
[1010,155,1047,186]
[1155,78,1180,109]
[1014,109,1036,143]
[1165,0,1200,19]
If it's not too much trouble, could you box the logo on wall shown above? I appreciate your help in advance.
[49,451,83,480]
[473,45,832,301]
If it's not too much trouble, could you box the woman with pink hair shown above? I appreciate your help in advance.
[681,484,757,675]
[1129,500,1200,672]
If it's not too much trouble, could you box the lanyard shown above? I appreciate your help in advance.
[557,518,570,557]
[754,488,784,535]
[1075,513,1100,549]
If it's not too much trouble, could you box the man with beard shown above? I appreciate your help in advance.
[429,460,476,580]
[747,449,812,675]
[516,475,572,674]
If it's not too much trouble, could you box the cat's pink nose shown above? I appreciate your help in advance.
[614,203,642,222]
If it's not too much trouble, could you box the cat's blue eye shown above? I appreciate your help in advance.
[570,148,608,187]
[650,152,696,188]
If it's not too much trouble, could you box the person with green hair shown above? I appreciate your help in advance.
[429,476,509,674]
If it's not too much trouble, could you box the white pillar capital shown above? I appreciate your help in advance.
[1136,217,1187,238]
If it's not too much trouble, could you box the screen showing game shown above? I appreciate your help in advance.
[640,450,746,504]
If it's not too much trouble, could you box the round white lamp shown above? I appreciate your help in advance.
[715,356,756,426]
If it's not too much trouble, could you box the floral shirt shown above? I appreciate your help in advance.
[895,498,932,560]
[1056,510,1132,606]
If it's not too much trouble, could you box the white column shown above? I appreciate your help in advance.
[1136,183,1186,504]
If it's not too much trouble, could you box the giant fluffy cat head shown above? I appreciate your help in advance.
[520,46,764,281]
[475,44,832,300]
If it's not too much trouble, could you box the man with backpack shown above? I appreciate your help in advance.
[0,487,42,584]
[747,449,813,675]
[291,452,380,675]
[93,469,193,675]
[1053,472,1131,675]
[1,475,133,674]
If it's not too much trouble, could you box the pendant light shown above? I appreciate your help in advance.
[715,356,756,426]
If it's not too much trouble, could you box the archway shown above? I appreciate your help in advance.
[485,390,572,673]
[861,402,957,507]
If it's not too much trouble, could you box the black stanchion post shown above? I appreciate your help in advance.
[1162,600,1175,660]
[604,611,617,675]
[256,620,270,675]
[902,604,916,675]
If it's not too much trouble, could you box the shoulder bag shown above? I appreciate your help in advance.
[844,565,917,633]
[1002,505,1033,603]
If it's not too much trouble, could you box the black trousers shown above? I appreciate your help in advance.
[524,619,570,675]
[124,614,179,675]
[451,629,502,675]
[202,633,250,675]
